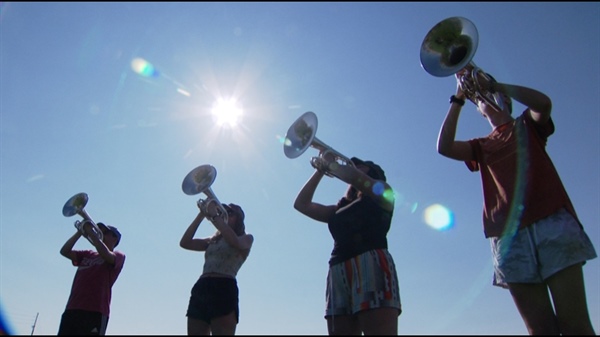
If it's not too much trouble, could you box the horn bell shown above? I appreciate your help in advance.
[182,164,217,196]
[420,16,479,77]
[283,111,318,159]
[63,192,89,217]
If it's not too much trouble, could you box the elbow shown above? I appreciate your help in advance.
[541,99,552,115]
[60,247,68,257]
[293,200,302,212]
[437,143,449,157]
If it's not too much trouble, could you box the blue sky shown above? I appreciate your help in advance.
[1,2,598,335]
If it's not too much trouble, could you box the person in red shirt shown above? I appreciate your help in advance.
[58,221,125,335]
[437,67,597,335]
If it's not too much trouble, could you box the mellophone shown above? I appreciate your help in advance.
[62,192,104,245]
[182,164,229,224]
[282,110,355,179]
[420,16,505,112]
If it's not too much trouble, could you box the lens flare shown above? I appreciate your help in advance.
[131,57,159,77]
[423,203,454,231]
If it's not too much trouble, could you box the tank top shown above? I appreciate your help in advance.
[202,237,248,277]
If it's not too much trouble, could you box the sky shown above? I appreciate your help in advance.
[1,2,598,335]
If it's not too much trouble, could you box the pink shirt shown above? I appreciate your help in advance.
[466,110,579,238]
[65,250,126,316]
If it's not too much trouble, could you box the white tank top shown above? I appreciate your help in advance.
[202,238,247,277]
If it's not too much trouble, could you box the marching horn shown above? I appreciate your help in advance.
[182,164,229,224]
[283,111,355,178]
[420,16,505,112]
[62,192,104,245]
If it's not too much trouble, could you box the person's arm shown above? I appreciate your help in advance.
[293,169,337,223]
[60,231,82,261]
[209,214,253,251]
[84,223,117,265]
[493,82,552,124]
[328,163,395,212]
[180,212,211,251]
[437,80,475,161]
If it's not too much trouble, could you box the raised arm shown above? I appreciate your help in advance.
[85,224,117,265]
[180,212,211,251]
[294,169,337,223]
[329,162,395,212]
[493,82,552,124]
[60,231,82,260]
[437,80,475,162]
[209,215,253,251]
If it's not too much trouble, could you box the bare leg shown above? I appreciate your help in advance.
[508,282,560,335]
[358,307,398,335]
[187,317,210,335]
[546,263,596,335]
[326,315,361,335]
[210,311,238,335]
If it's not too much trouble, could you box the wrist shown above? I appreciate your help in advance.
[450,95,465,106]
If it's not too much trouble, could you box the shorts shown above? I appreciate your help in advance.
[186,276,239,324]
[325,249,402,317]
[490,208,597,289]
[57,309,108,335]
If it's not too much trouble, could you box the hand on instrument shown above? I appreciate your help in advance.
[454,69,468,100]
[310,156,329,174]
[311,150,335,174]
[200,200,221,222]
[197,199,208,213]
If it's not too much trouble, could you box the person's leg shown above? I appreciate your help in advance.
[535,209,597,334]
[358,307,398,335]
[546,263,596,335]
[187,317,210,335]
[508,282,560,334]
[326,315,361,335]
[350,249,401,335]
[325,264,358,335]
[210,311,238,335]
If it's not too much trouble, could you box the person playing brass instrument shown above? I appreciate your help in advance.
[294,151,401,335]
[436,69,597,335]
[58,221,125,335]
[180,200,253,335]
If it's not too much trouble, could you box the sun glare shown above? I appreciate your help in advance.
[211,98,243,128]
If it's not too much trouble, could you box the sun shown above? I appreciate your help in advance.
[211,98,243,128]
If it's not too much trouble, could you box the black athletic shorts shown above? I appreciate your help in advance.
[57,309,108,335]
[186,276,239,324]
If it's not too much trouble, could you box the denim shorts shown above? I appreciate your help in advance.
[490,208,597,288]
[325,249,401,317]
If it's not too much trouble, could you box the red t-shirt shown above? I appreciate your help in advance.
[466,110,579,238]
[65,250,126,316]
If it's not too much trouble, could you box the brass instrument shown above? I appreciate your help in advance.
[283,111,355,178]
[420,16,505,112]
[182,164,229,224]
[62,192,104,245]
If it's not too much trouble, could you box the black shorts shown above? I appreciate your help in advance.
[186,277,239,324]
[57,309,108,335]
